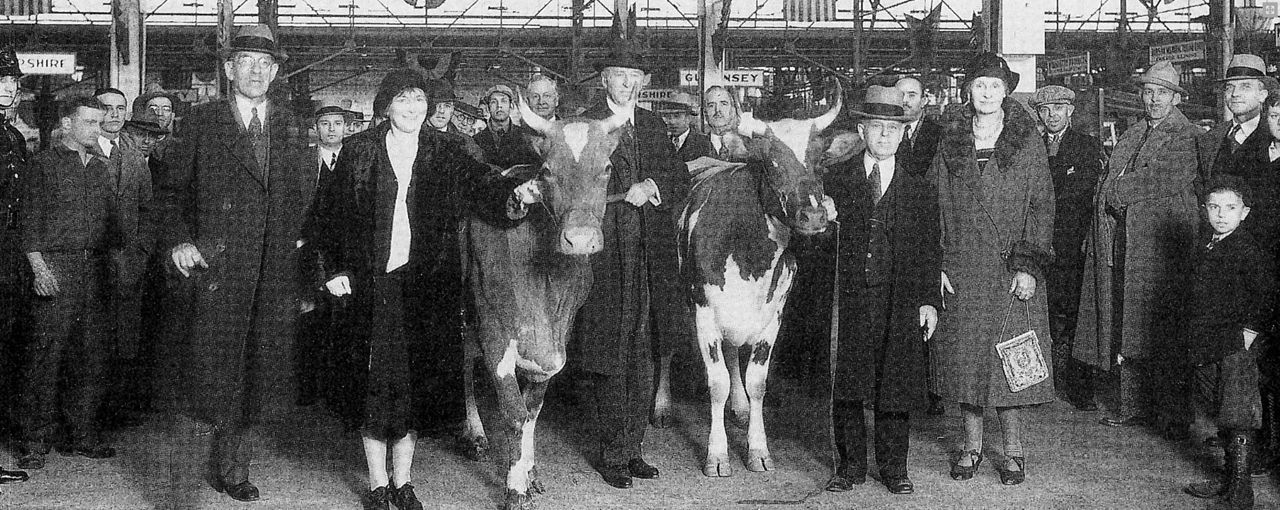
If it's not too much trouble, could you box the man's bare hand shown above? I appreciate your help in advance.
[171,243,208,278]
[325,275,352,297]
[1010,271,1036,301]
[919,305,938,340]
[624,180,659,207]
[27,252,59,297]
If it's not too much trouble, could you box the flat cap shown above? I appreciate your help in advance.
[1032,85,1075,107]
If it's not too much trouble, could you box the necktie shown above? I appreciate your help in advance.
[109,138,118,157]
[248,107,268,178]
[1227,124,1242,153]
[1207,235,1222,250]
[903,125,913,149]
[671,135,680,150]
[330,151,337,168]
[869,162,883,206]
[1046,133,1060,157]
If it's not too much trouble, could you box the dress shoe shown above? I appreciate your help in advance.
[627,458,659,479]
[0,467,29,484]
[214,479,260,502]
[996,457,1026,486]
[1099,415,1151,427]
[882,476,914,494]
[824,462,867,492]
[599,465,633,489]
[362,485,391,510]
[949,450,982,481]
[390,482,424,510]
[59,443,116,459]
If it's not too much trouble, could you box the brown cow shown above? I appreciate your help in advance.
[462,100,626,510]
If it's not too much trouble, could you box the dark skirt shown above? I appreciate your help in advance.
[362,269,419,441]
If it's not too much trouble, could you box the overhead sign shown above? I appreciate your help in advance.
[678,68,765,88]
[1149,40,1206,65]
[638,89,677,102]
[15,52,76,75]
[1045,53,1091,77]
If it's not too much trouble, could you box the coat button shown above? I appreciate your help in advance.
[215,240,227,252]
[222,201,232,211]
[208,282,219,291]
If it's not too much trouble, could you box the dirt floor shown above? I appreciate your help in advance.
[3,372,1278,510]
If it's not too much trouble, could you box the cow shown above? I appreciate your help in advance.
[461,100,627,510]
[678,94,842,477]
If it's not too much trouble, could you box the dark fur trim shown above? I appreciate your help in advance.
[938,97,1038,176]
[1006,240,1053,282]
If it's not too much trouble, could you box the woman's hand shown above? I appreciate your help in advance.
[1010,271,1036,301]
[325,275,352,297]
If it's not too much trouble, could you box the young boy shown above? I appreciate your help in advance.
[1183,183,1276,510]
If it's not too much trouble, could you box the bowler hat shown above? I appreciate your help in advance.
[850,85,911,122]
[0,48,22,78]
[593,40,652,74]
[1031,85,1075,107]
[124,111,172,135]
[655,91,698,115]
[1133,61,1187,96]
[1218,54,1280,89]
[962,52,1019,92]
[225,24,288,62]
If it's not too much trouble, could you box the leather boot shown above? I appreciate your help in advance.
[1186,429,1230,499]
[1208,430,1255,510]
[1254,391,1279,477]
[826,400,866,491]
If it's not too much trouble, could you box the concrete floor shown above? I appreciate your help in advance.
[2,376,1277,510]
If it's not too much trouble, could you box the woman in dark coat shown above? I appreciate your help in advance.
[313,70,526,510]
[931,53,1056,485]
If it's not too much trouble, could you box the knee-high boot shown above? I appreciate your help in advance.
[1186,428,1232,499]
[826,400,866,491]
[1209,430,1255,510]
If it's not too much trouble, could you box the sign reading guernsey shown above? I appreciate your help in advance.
[678,69,765,88]
[15,52,77,75]
[1045,53,1090,77]
[1149,40,1206,65]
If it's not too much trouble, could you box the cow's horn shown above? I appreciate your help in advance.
[520,95,554,135]
[811,81,843,132]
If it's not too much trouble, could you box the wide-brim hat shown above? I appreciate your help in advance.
[224,24,288,62]
[963,52,1019,92]
[373,69,429,116]
[124,111,172,135]
[0,48,22,78]
[314,104,351,120]
[1133,61,1187,96]
[1218,54,1280,89]
[850,85,911,122]
[655,91,698,114]
[455,102,484,119]
[593,42,652,74]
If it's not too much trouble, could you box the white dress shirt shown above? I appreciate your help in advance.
[97,135,118,158]
[385,131,415,273]
[233,95,268,131]
[1232,114,1261,145]
[863,152,895,198]
[672,129,690,151]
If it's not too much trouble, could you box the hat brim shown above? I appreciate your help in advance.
[1216,75,1280,90]
[850,111,912,122]
[223,46,289,62]
[1031,99,1074,107]
[125,122,171,135]
[1133,76,1187,95]
[593,61,652,74]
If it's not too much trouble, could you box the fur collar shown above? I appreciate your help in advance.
[939,97,1038,176]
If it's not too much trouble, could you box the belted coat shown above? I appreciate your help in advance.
[155,99,315,424]
[930,98,1057,407]
[1073,107,1200,368]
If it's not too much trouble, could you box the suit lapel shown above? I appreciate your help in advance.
[217,101,267,191]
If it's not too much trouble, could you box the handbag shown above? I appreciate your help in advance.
[994,297,1049,393]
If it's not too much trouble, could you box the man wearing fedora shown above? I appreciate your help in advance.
[573,44,688,489]
[1074,61,1201,439]
[1031,85,1105,413]
[154,24,313,502]
[657,91,712,162]
[821,85,939,495]
[0,47,32,486]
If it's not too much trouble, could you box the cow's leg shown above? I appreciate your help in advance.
[725,345,751,429]
[651,352,676,428]
[743,318,781,472]
[697,305,733,477]
[503,379,546,510]
[460,338,489,461]
[486,340,537,510]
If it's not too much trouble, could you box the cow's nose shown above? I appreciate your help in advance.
[561,226,604,255]
[794,207,828,234]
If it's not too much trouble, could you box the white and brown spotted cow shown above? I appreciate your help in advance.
[678,93,842,477]
[461,101,626,510]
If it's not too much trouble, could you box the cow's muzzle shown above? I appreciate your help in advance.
[793,206,829,235]
[560,226,604,255]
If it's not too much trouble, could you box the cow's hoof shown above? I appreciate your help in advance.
[503,489,535,510]
[650,411,677,429]
[457,435,488,461]
[703,456,734,477]
[746,451,774,472]
[528,467,545,495]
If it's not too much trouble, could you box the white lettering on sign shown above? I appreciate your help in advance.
[15,53,77,75]
[639,89,677,102]
[1045,53,1091,77]
[678,69,765,88]
[1149,40,1205,65]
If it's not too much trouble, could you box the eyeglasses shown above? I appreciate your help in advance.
[233,55,276,70]
[149,105,173,113]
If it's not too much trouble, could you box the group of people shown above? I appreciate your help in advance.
[1,20,1278,510]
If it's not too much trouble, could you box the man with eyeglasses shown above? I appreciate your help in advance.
[154,24,313,503]
[132,91,179,162]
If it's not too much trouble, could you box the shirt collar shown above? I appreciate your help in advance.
[674,129,690,147]
[863,151,895,176]
[97,135,116,157]
[1235,114,1261,140]
[606,98,635,125]
[233,95,268,130]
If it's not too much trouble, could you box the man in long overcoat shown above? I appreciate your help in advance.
[1031,86,1106,411]
[1075,62,1201,432]
[823,86,939,495]
[574,45,689,489]
[154,25,314,502]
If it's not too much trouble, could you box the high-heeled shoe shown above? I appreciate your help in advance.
[996,456,1025,485]
[949,449,982,481]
